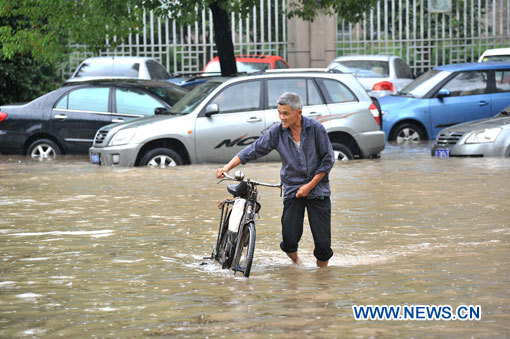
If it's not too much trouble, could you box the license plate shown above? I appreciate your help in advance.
[434,149,450,158]
[91,153,100,164]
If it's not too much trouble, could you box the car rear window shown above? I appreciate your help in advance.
[481,55,510,62]
[316,79,357,104]
[74,60,140,78]
[495,70,510,93]
[337,60,389,78]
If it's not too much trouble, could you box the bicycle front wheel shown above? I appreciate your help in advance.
[232,222,256,277]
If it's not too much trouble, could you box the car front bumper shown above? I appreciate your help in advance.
[354,130,386,158]
[89,143,141,166]
[431,142,507,157]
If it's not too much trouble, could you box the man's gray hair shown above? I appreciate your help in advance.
[277,92,303,110]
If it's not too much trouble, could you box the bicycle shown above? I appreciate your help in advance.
[207,170,281,277]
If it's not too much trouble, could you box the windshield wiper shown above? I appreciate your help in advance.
[397,92,415,98]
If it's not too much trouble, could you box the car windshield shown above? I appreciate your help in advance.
[399,69,451,98]
[145,85,189,106]
[335,60,389,78]
[169,81,222,114]
[203,61,271,73]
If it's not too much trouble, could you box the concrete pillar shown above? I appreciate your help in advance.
[287,6,336,68]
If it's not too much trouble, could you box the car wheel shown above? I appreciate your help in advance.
[331,143,354,161]
[27,139,61,159]
[392,123,425,144]
[140,148,183,168]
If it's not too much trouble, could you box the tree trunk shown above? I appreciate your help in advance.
[209,1,237,76]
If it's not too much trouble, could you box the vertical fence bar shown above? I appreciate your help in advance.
[260,0,265,54]
[209,9,214,58]
[470,0,474,61]
[282,0,287,59]
[268,0,272,53]
[253,5,257,54]
[275,0,279,56]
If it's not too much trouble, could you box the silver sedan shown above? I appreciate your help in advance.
[431,106,510,158]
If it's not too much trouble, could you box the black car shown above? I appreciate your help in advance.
[0,79,188,158]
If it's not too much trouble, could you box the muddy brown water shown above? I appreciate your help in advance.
[0,143,508,337]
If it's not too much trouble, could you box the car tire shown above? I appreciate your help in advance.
[391,123,426,144]
[331,143,354,161]
[140,148,183,167]
[27,139,61,159]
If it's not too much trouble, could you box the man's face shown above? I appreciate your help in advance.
[278,104,302,129]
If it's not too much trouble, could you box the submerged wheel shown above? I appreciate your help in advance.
[232,222,256,277]
[216,212,234,268]
[331,143,354,161]
[27,139,61,159]
[140,148,183,167]
[392,123,426,144]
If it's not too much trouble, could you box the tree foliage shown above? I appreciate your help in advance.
[287,0,377,22]
[1,0,377,64]
[0,0,146,63]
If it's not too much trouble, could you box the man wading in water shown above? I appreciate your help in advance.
[215,92,334,267]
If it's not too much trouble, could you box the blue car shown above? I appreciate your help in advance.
[380,62,510,143]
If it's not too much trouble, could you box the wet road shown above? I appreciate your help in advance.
[0,143,509,337]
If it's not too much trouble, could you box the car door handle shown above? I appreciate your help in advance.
[308,111,322,116]
[478,100,489,106]
[246,117,262,123]
[53,114,67,119]
[112,118,124,123]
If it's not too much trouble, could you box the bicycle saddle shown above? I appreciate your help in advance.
[227,181,248,197]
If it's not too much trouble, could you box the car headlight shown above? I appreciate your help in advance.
[464,127,502,144]
[109,128,136,146]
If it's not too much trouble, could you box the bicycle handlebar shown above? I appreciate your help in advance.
[219,171,282,188]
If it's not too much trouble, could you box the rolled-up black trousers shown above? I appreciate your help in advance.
[280,196,333,262]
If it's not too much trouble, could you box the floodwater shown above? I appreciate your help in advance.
[0,143,508,338]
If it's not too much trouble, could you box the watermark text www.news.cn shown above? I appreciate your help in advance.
[353,304,481,321]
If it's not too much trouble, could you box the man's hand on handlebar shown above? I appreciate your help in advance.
[216,156,242,179]
[215,168,228,179]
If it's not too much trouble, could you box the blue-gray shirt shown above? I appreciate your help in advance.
[238,116,334,199]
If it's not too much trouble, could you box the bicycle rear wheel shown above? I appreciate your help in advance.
[232,222,256,277]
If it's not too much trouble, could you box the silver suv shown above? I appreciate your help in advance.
[89,70,385,167]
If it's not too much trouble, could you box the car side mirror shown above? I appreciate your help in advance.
[155,107,171,115]
[204,104,219,117]
[436,88,451,99]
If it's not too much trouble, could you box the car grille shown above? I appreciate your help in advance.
[94,130,109,145]
[436,132,465,146]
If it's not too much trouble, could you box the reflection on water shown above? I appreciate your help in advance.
[0,144,509,337]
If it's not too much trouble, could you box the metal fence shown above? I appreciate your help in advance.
[337,0,510,73]
[63,0,509,79]
[62,0,287,79]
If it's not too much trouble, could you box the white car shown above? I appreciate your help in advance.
[89,70,386,167]
[327,55,415,97]
[67,56,172,82]
[478,48,510,62]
